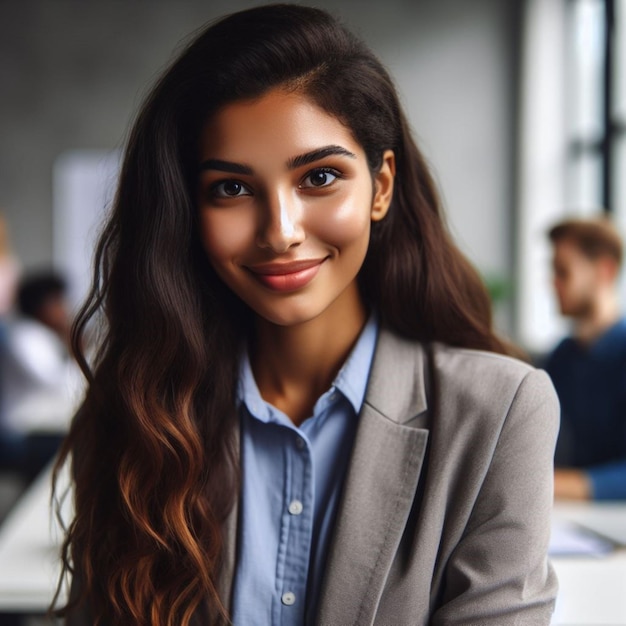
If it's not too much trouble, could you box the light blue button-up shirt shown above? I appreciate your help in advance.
[231,316,378,626]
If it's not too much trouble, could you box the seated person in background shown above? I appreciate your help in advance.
[0,271,82,480]
[546,217,626,500]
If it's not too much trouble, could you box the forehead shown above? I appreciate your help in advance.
[199,89,360,159]
[553,239,594,267]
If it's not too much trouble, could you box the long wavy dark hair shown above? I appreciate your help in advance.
[53,4,513,625]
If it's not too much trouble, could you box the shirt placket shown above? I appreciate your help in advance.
[274,431,314,625]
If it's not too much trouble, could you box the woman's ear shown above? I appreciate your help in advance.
[371,149,396,222]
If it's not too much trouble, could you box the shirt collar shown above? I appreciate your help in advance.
[592,317,626,352]
[332,313,378,413]
[237,313,379,423]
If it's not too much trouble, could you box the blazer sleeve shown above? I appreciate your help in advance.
[432,369,560,625]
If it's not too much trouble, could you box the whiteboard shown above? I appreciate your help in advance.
[52,150,120,313]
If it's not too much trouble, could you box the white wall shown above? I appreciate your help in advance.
[517,0,569,352]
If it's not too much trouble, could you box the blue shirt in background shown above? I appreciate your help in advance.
[545,318,626,499]
[231,316,378,626]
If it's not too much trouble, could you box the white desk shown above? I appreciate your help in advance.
[1,470,626,621]
[550,502,626,625]
[0,464,69,612]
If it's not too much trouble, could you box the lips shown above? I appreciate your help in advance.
[246,258,326,292]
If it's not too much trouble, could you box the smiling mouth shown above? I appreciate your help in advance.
[246,258,326,292]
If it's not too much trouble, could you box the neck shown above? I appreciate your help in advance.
[250,295,368,425]
[574,291,621,343]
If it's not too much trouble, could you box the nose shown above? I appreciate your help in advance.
[256,190,305,253]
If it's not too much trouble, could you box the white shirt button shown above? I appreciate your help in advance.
[295,436,305,450]
[288,500,303,515]
[282,591,296,606]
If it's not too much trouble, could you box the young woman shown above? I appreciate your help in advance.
[55,4,559,625]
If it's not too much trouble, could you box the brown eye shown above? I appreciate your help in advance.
[223,181,243,196]
[300,168,340,189]
[310,171,329,186]
[210,180,251,198]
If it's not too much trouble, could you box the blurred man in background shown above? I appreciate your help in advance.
[546,217,626,500]
[0,271,81,481]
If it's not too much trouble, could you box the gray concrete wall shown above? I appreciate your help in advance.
[0,0,521,328]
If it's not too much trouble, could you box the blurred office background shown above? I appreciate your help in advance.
[0,3,625,622]
[0,0,625,355]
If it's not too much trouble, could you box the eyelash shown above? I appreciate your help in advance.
[299,167,343,189]
[208,179,251,199]
[206,166,344,200]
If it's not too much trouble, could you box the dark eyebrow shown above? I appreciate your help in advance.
[287,145,356,169]
[198,159,253,175]
[198,145,356,175]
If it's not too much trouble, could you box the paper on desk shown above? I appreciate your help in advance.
[549,519,615,556]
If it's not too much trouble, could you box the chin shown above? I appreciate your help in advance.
[560,303,590,320]
[249,302,325,328]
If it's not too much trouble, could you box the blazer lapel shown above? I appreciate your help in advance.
[317,329,430,625]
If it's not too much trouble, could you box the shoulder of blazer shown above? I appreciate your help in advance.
[373,327,536,386]
[368,327,555,428]
[429,341,557,409]
[431,342,537,391]
[426,341,559,455]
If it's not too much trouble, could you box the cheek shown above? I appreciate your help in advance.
[569,268,590,293]
[310,194,373,248]
[199,210,256,262]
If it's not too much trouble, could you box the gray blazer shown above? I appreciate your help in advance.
[68,328,559,625]
[221,329,560,625]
